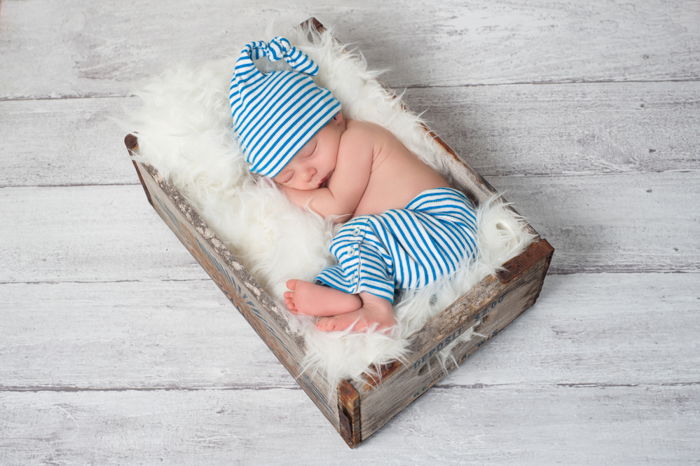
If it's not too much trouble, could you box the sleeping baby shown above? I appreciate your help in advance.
[229,36,478,334]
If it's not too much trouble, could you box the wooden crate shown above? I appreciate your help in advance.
[123,17,554,448]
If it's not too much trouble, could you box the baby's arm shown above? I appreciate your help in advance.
[281,126,374,221]
[279,184,336,214]
[323,126,374,214]
[280,186,350,223]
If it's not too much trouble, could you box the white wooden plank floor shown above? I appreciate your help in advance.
[1,1,699,464]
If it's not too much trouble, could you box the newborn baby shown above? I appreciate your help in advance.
[229,36,478,334]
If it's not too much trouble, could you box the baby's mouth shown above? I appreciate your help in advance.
[319,171,333,188]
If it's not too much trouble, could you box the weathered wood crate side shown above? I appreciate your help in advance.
[124,136,340,432]
[355,239,553,441]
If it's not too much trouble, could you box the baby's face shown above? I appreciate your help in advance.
[272,111,346,190]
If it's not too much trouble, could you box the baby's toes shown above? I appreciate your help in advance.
[315,318,330,331]
[284,293,297,312]
[316,317,339,332]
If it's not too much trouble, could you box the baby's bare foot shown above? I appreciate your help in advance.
[284,279,362,316]
[316,292,396,334]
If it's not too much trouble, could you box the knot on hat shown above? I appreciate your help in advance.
[233,36,319,85]
[228,36,342,178]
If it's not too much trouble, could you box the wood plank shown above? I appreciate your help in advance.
[3,81,698,186]
[0,280,293,390]
[446,273,700,387]
[0,185,205,283]
[488,171,700,273]
[488,172,700,273]
[0,97,139,187]
[406,81,700,177]
[1,170,697,284]
[1,1,698,99]
[0,383,697,462]
[1,274,696,389]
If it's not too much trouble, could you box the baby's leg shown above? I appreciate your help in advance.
[316,291,396,334]
[285,279,362,316]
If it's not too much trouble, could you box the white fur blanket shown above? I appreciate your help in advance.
[118,22,535,390]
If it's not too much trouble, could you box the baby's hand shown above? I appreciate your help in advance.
[278,184,351,222]
[278,184,322,209]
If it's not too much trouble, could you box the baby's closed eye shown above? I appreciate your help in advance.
[300,144,316,158]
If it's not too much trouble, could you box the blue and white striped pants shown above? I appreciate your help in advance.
[313,187,479,304]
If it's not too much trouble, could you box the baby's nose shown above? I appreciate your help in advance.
[305,167,317,181]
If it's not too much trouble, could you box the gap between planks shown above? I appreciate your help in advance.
[2,77,699,102]
[2,380,699,393]
[2,268,698,286]
[3,168,700,190]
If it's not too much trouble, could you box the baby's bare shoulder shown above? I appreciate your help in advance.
[342,120,392,151]
[338,120,373,149]
[346,119,389,137]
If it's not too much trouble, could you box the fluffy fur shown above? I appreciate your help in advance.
[116,22,536,391]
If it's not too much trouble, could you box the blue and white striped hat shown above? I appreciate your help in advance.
[229,36,342,178]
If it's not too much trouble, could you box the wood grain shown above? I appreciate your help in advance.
[405,81,700,177]
[489,171,700,273]
[0,383,697,464]
[1,0,698,99]
[0,97,139,187]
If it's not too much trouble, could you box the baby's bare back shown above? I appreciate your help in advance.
[347,120,450,217]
